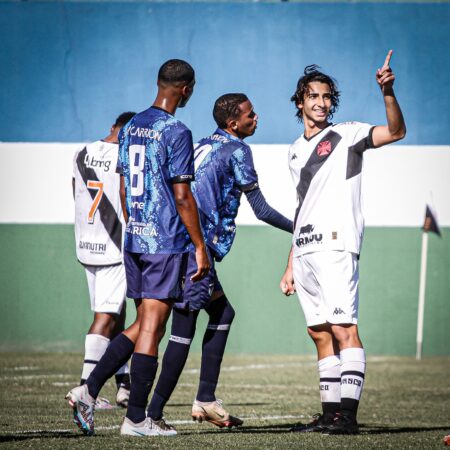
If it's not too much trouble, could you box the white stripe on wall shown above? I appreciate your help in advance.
[0,143,449,226]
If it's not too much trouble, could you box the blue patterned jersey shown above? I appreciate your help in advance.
[117,106,194,254]
[192,128,259,260]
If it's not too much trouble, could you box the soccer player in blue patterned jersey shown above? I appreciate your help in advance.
[66,59,209,437]
[145,93,293,430]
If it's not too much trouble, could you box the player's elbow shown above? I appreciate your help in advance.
[174,194,189,209]
[393,125,406,141]
[390,124,406,142]
[173,183,192,207]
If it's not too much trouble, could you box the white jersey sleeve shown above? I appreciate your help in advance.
[73,140,125,266]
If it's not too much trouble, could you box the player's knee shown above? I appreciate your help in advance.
[221,301,235,324]
[331,324,358,346]
[307,327,329,345]
[91,312,118,336]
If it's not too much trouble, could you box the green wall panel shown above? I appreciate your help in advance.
[0,225,448,355]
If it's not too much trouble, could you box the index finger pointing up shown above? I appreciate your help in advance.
[383,49,393,69]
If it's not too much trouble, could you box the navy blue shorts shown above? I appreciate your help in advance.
[124,250,188,301]
[174,248,223,311]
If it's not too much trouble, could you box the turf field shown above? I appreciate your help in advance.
[0,353,448,449]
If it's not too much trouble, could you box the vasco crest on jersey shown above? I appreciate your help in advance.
[295,223,323,248]
[316,140,332,157]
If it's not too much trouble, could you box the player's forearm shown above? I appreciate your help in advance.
[382,88,406,141]
[119,176,129,223]
[286,246,293,270]
[175,190,206,250]
[245,188,293,233]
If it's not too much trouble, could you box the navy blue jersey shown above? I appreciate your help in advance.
[192,128,258,260]
[117,107,194,254]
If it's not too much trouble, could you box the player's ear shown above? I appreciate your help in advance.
[228,119,238,132]
[181,82,194,98]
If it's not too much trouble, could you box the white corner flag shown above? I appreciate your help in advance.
[416,204,441,360]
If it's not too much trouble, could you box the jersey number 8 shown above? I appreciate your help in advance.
[129,145,145,197]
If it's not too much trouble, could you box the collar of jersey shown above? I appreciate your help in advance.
[151,105,174,116]
[215,128,244,143]
[302,123,333,142]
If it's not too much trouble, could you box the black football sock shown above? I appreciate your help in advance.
[86,333,134,399]
[147,308,199,420]
[126,353,158,424]
[196,296,235,402]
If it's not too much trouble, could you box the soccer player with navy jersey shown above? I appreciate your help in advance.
[66,59,209,437]
[145,93,293,430]
[280,51,406,434]
[72,111,135,409]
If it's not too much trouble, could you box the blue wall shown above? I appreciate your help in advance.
[2,2,449,144]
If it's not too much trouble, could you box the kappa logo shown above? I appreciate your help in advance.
[333,307,345,315]
[291,153,298,161]
[317,140,332,156]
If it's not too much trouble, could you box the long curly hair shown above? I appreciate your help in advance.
[290,65,340,122]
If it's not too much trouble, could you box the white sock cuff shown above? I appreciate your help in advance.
[318,354,341,371]
[340,347,365,363]
[85,334,110,361]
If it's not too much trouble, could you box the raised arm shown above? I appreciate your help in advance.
[173,182,210,281]
[371,50,407,148]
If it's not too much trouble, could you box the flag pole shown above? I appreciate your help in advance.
[416,231,428,360]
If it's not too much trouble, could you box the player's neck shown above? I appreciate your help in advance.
[152,92,179,116]
[303,118,331,140]
[103,133,118,144]
[223,127,243,140]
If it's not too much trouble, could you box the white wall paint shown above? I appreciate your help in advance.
[1,143,449,226]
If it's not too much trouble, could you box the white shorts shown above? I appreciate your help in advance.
[293,251,359,327]
[84,264,126,314]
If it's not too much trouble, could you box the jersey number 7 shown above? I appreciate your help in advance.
[87,180,104,224]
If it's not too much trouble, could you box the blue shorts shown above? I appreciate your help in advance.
[124,250,188,301]
[174,248,223,311]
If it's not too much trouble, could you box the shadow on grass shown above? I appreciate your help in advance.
[2,424,447,441]
[169,402,270,407]
[358,424,450,435]
[180,423,450,436]
[0,431,85,443]
[229,423,450,435]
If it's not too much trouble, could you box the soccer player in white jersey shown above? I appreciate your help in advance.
[280,51,406,434]
[72,111,135,408]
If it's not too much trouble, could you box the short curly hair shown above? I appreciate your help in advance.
[290,65,340,122]
[213,93,249,129]
[158,59,195,86]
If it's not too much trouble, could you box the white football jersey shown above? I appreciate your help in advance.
[73,140,124,265]
[289,122,375,256]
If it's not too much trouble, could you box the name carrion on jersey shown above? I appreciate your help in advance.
[117,107,195,254]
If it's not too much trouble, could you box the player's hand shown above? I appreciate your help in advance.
[191,246,211,282]
[376,50,396,92]
[280,267,296,296]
